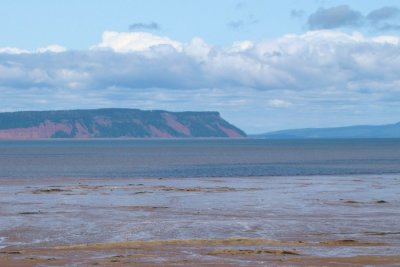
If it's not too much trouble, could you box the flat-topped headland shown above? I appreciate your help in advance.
[0,108,246,139]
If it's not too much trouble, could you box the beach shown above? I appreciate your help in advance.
[4,0,400,264]
[1,174,399,266]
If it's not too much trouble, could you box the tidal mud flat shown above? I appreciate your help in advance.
[0,175,399,266]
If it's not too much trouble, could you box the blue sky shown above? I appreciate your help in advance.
[1,0,400,133]
[2,0,400,48]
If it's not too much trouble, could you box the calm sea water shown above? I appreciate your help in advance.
[1,139,400,179]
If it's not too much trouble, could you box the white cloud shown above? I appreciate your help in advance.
[93,31,182,52]
[0,47,30,54]
[0,45,66,54]
[184,37,211,61]
[36,45,67,53]
[268,99,292,108]
[372,35,400,45]
[227,40,254,52]
[1,29,400,94]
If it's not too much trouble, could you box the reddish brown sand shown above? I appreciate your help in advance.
[1,238,400,266]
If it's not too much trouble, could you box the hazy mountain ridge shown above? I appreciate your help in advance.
[0,108,246,139]
[255,122,400,139]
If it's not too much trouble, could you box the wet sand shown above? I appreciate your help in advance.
[0,175,399,266]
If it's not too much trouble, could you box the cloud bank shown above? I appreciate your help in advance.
[1,30,399,92]
[1,30,400,131]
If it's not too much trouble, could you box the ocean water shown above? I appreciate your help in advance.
[1,138,400,262]
[1,138,400,178]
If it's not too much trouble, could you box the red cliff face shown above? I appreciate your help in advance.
[217,124,245,138]
[162,113,192,136]
[0,109,247,139]
[0,121,72,139]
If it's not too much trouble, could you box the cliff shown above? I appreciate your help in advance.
[0,108,246,139]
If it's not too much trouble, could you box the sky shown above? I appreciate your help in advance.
[1,0,400,133]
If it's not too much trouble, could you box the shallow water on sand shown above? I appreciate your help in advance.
[0,175,399,259]
[1,139,400,265]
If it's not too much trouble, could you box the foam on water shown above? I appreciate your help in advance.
[0,237,6,249]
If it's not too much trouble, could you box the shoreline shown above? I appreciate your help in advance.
[1,172,400,183]
[1,238,400,266]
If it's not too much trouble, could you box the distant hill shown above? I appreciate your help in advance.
[254,122,400,139]
[0,108,246,139]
